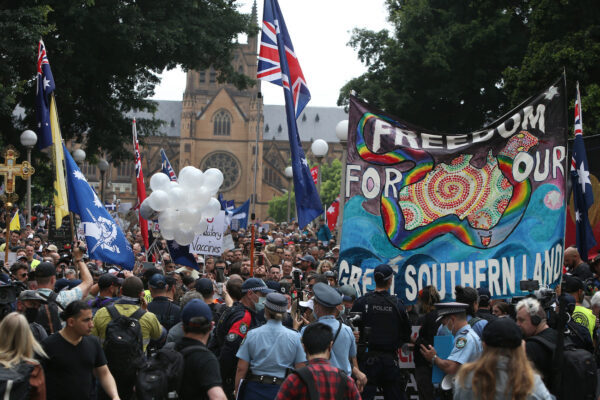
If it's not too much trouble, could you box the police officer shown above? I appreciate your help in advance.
[302,282,368,391]
[419,302,483,378]
[351,264,412,400]
[234,293,306,399]
[213,278,274,399]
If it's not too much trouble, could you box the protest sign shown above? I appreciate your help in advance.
[338,80,568,302]
[190,211,226,256]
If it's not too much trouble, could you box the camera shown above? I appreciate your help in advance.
[520,279,540,292]
[347,311,363,329]
[0,285,17,322]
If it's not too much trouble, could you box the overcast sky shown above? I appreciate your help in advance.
[152,0,391,107]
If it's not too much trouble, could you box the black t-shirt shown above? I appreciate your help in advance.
[525,328,558,388]
[414,310,440,367]
[42,333,107,400]
[571,262,593,280]
[176,337,222,400]
[147,296,181,330]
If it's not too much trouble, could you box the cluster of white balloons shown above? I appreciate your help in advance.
[140,166,224,246]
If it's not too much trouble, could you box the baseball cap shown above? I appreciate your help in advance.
[300,255,316,265]
[46,244,58,252]
[564,275,584,293]
[98,273,122,290]
[35,262,56,278]
[182,299,212,325]
[241,278,274,294]
[481,317,522,348]
[265,280,282,293]
[195,278,214,296]
[148,273,167,289]
[197,256,205,264]
[374,264,394,281]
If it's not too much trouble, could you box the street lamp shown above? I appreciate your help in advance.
[311,138,328,196]
[335,120,349,239]
[284,166,293,222]
[20,130,37,225]
[73,149,86,165]
[98,159,109,204]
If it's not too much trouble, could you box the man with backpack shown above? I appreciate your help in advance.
[175,299,227,400]
[88,273,121,315]
[275,323,361,400]
[91,276,163,400]
[35,245,93,335]
[147,273,181,330]
[455,285,488,338]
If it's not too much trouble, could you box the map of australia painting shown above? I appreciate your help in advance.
[338,80,568,303]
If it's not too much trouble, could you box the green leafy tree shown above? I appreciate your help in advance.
[268,190,295,223]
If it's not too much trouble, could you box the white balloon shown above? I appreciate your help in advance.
[193,219,208,234]
[180,207,202,226]
[169,187,187,210]
[158,208,177,230]
[190,186,212,208]
[150,173,170,192]
[178,166,197,188]
[186,168,205,188]
[202,197,221,218]
[160,226,175,240]
[165,181,179,193]
[174,229,195,246]
[204,168,224,190]
[149,190,170,212]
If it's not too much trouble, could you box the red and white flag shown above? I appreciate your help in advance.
[326,196,340,231]
[133,119,149,250]
[310,166,318,186]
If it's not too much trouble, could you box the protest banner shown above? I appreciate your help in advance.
[338,80,568,302]
[190,211,226,256]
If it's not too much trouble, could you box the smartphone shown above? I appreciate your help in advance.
[293,270,301,290]
[258,254,264,265]
[142,262,155,271]
[216,267,225,283]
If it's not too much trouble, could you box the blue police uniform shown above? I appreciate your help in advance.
[447,324,482,365]
[237,293,304,400]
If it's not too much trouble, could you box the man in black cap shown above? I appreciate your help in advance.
[16,289,49,342]
[475,287,497,323]
[234,293,306,399]
[564,275,596,339]
[195,277,226,323]
[299,255,316,278]
[351,264,411,400]
[35,244,93,335]
[303,282,367,392]
[420,302,483,376]
[454,285,488,338]
[88,273,121,315]
[147,273,181,331]
[213,277,273,399]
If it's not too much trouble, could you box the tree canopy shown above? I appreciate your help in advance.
[1,0,255,162]
[339,0,600,135]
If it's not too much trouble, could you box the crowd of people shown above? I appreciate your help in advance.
[1,209,600,400]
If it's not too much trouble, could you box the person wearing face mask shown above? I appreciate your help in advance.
[16,290,49,342]
[213,277,273,399]
[234,293,306,399]
[420,302,483,380]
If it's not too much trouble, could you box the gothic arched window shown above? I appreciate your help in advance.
[213,110,231,136]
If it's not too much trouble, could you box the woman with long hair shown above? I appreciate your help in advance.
[454,317,552,400]
[412,286,441,400]
[0,312,47,399]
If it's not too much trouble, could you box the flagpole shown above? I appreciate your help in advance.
[252,92,262,219]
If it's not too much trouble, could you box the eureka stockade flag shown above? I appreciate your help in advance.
[338,79,568,303]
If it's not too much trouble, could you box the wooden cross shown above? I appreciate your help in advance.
[0,146,35,194]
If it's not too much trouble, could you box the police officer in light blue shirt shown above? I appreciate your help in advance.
[235,293,306,400]
[301,282,368,392]
[420,302,483,377]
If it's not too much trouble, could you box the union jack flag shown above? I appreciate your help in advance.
[35,40,56,149]
[258,0,310,118]
[160,149,178,182]
[257,0,322,228]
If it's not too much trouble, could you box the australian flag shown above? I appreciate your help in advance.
[570,83,596,261]
[230,199,250,231]
[35,40,55,149]
[258,0,323,228]
[63,144,135,268]
[167,240,198,270]
[160,149,178,182]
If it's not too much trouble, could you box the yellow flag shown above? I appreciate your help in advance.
[49,95,69,229]
[9,211,20,231]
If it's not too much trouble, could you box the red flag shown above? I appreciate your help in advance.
[310,166,318,186]
[326,196,340,231]
[133,119,149,250]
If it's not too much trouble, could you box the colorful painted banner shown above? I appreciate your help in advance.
[338,80,568,302]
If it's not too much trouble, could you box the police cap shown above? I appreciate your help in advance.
[265,293,288,313]
[313,282,342,307]
[435,302,468,322]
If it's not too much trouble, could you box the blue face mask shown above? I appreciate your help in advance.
[255,296,266,312]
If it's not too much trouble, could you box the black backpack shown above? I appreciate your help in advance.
[528,335,597,399]
[135,343,209,400]
[103,305,146,379]
[0,362,34,400]
[36,291,63,335]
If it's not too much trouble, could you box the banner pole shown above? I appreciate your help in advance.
[250,225,255,277]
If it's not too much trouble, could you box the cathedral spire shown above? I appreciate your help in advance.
[251,0,258,29]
